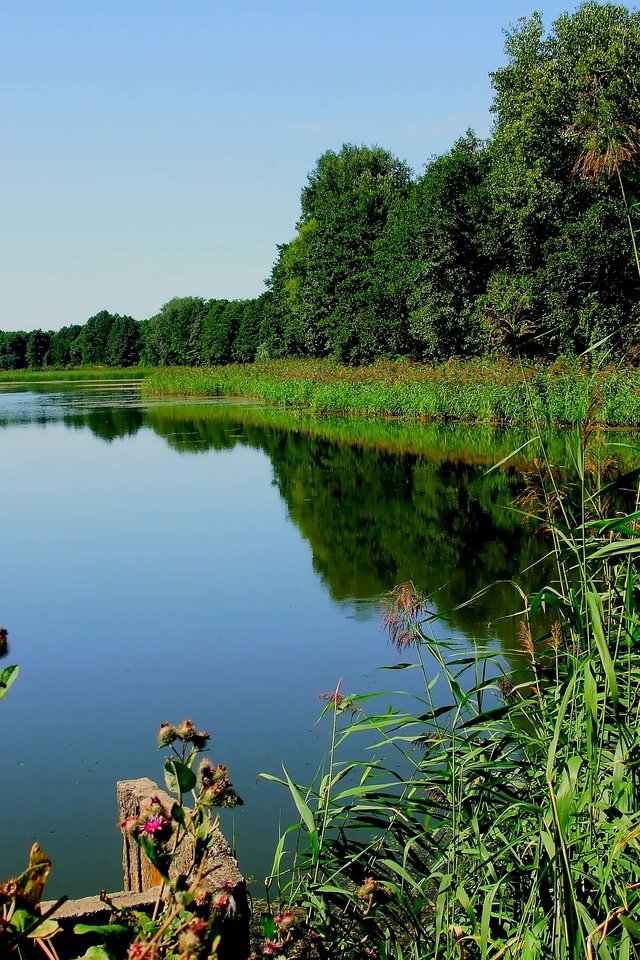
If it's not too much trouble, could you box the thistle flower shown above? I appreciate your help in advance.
[128,943,149,960]
[198,759,243,807]
[356,878,391,903]
[157,722,177,747]
[138,798,172,842]
[274,911,295,931]
[178,918,209,956]
[262,939,282,956]
[142,813,172,841]
[213,890,236,914]
[120,816,141,838]
[175,719,210,749]
[198,759,230,790]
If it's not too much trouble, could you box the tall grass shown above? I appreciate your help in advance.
[263,425,640,959]
[142,359,640,426]
[0,366,147,383]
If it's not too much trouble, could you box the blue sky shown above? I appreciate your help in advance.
[2,0,581,330]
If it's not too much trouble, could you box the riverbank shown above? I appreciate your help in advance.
[141,358,640,426]
[0,366,146,383]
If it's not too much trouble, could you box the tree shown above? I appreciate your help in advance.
[373,132,492,360]
[141,297,208,366]
[46,325,82,367]
[232,295,269,363]
[274,144,412,362]
[0,332,27,370]
[106,315,141,366]
[25,329,52,368]
[77,310,117,365]
[486,3,640,353]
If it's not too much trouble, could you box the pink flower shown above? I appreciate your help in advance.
[142,813,171,840]
[262,940,282,956]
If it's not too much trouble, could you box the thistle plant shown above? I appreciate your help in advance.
[83,719,244,960]
[0,714,243,960]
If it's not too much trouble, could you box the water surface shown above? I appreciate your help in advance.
[0,382,585,897]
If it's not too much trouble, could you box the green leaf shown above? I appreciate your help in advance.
[138,835,170,879]
[586,591,619,707]
[27,917,60,939]
[9,908,40,933]
[164,758,196,795]
[262,913,277,939]
[620,915,640,938]
[281,765,316,838]
[78,948,118,960]
[0,664,19,700]
[378,662,419,670]
[546,673,577,781]
[74,923,131,938]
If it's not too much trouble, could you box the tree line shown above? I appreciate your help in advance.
[2,2,640,371]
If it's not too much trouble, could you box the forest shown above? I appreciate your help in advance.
[2,2,640,370]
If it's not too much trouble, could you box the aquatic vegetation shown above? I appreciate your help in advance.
[263,424,640,959]
[0,366,146,384]
[143,358,640,426]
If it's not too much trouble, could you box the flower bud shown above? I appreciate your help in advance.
[157,722,177,747]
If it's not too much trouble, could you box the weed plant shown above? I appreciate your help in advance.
[262,424,640,959]
[142,359,640,427]
[0,716,243,959]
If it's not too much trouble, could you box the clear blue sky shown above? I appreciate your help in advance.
[2,0,581,331]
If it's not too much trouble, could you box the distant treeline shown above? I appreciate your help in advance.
[2,3,640,370]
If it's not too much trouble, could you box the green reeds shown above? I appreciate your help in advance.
[263,426,640,959]
[142,358,640,427]
[0,366,147,383]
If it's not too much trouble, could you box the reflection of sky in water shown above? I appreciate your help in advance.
[0,385,526,899]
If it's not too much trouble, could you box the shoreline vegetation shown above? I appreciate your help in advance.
[141,359,640,427]
[3,358,640,427]
[0,365,146,383]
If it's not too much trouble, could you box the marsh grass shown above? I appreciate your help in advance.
[142,359,640,427]
[263,424,640,959]
[0,366,147,384]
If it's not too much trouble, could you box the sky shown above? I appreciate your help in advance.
[1,0,584,331]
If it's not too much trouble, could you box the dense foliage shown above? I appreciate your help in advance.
[2,3,640,370]
[142,358,640,425]
[265,426,640,959]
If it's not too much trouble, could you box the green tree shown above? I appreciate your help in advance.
[25,329,52,368]
[486,3,640,353]
[77,310,117,365]
[232,294,268,363]
[141,297,208,366]
[374,132,491,360]
[275,144,412,362]
[106,314,141,366]
[199,299,231,363]
[0,332,27,370]
[46,325,82,367]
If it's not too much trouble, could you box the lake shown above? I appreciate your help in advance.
[0,381,566,898]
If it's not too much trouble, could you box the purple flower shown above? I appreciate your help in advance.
[142,813,172,840]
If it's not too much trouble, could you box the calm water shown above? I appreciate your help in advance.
[0,382,559,897]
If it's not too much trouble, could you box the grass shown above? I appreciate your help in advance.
[142,358,640,427]
[263,422,640,959]
[0,366,147,383]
